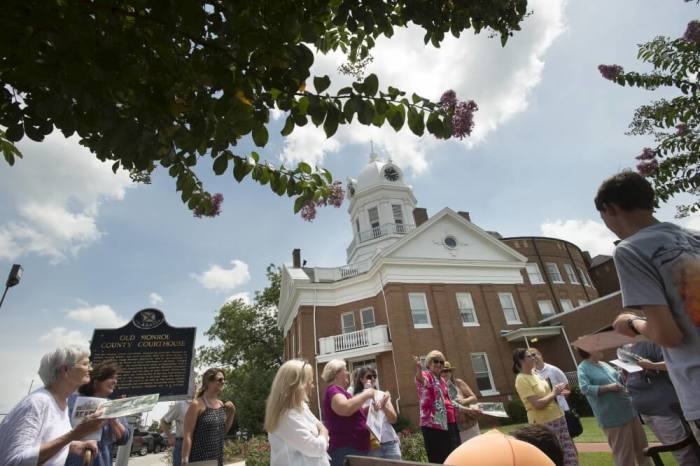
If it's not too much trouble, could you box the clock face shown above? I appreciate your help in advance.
[384,166,399,182]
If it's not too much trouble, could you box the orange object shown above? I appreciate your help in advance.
[444,430,555,466]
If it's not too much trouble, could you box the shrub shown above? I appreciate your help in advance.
[223,438,246,463]
[399,430,427,462]
[242,436,271,466]
[392,415,412,434]
[502,399,528,425]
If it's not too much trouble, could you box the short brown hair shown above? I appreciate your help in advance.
[512,424,564,466]
[594,171,655,212]
[78,360,120,396]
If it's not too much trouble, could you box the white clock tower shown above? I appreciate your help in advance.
[345,150,417,264]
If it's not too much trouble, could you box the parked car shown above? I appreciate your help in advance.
[131,431,155,456]
[152,433,169,453]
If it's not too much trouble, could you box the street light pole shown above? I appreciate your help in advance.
[0,264,23,310]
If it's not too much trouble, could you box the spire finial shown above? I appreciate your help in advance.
[369,140,378,162]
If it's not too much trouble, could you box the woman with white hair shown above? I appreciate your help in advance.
[321,359,375,466]
[0,345,103,466]
[265,360,330,466]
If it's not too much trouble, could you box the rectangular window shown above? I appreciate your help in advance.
[560,299,574,312]
[471,353,497,395]
[577,299,587,307]
[369,207,380,238]
[392,204,404,225]
[360,307,375,329]
[341,312,356,333]
[456,292,479,326]
[563,263,580,284]
[408,293,432,328]
[537,300,555,317]
[578,266,592,287]
[525,263,544,284]
[546,263,564,283]
[498,292,521,324]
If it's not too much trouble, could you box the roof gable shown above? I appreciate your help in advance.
[379,208,527,263]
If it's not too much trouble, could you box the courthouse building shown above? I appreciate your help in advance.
[277,153,622,426]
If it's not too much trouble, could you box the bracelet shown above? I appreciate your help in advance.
[627,317,645,335]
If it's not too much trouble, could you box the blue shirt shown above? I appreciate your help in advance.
[64,394,132,466]
[577,360,636,428]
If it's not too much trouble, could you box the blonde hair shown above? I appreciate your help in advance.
[196,368,224,398]
[425,350,445,366]
[321,359,346,383]
[264,360,313,432]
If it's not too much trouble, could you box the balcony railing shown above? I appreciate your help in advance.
[347,223,415,254]
[313,259,372,282]
[319,324,390,356]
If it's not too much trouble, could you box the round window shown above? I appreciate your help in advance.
[444,235,458,249]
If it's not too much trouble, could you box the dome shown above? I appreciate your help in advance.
[354,158,404,194]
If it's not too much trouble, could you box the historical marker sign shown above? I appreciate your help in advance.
[90,309,196,400]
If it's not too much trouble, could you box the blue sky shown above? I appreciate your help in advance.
[0,0,697,416]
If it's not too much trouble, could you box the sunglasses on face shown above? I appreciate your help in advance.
[365,374,376,380]
[432,360,445,365]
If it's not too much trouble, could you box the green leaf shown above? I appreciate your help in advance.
[213,154,228,175]
[358,100,374,125]
[298,162,312,174]
[322,168,333,184]
[294,194,310,213]
[407,108,424,136]
[281,116,295,136]
[388,104,405,131]
[313,76,331,93]
[252,125,269,147]
[363,74,379,96]
[275,174,288,195]
[323,106,340,137]
[233,157,254,182]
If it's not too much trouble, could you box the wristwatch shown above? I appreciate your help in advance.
[627,317,643,335]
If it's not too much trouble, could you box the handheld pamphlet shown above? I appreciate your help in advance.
[71,393,160,440]
[471,402,508,418]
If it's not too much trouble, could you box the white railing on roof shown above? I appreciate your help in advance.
[313,259,372,282]
[347,223,415,254]
[319,325,390,355]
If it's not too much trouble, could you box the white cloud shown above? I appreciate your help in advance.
[0,132,133,263]
[39,327,90,347]
[65,304,127,328]
[225,291,252,305]
[279,0,567,173]
[540,219,617,257]
[149,292,164,306]
[192,259,251,292]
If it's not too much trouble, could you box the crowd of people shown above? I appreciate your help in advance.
[0,171,699,466]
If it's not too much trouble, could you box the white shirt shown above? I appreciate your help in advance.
[0,388,73,466]
[536,363,570,411]
[268,403,330,466]
[161,400,189,438]
[363,390,399,444]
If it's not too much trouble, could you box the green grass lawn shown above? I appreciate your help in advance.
[500,416,657,444]
[579,452,678,465]
[500,417,680,465]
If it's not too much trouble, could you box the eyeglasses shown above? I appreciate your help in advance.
[365,374,376,380]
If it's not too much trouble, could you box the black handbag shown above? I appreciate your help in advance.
[565,409,583,438]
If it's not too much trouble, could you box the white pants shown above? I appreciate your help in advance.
[459,423,480,443]
[641,414,700,466]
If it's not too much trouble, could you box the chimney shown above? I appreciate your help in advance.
[457,211,471,222]
[582,251,592,268]
[413,207,428,227]
[292,248,301,268]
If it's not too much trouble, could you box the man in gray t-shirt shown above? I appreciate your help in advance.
[595,171,700,446]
